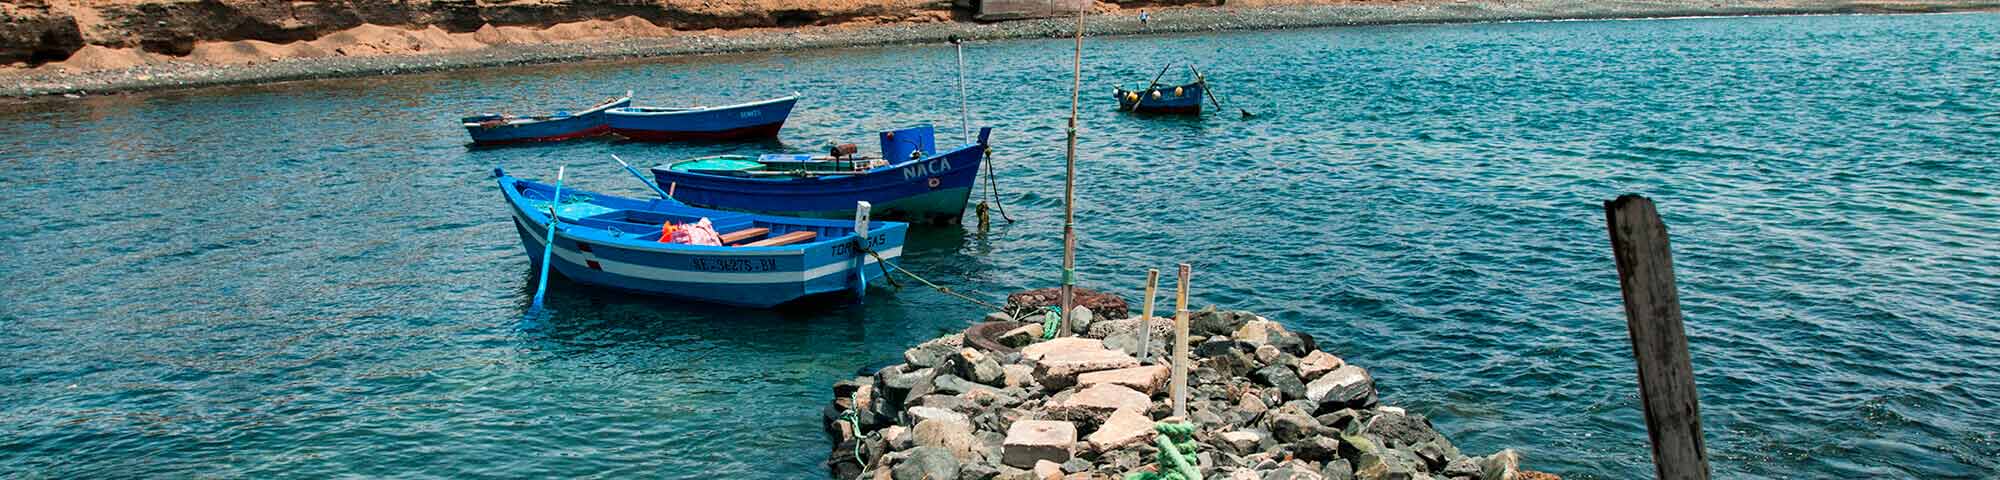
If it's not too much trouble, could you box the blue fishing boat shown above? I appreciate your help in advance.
[1114,80,1205,114]
[496,168,906,308]
[607,96,798,141]
[461,93,631,145]
[650,125,991,225]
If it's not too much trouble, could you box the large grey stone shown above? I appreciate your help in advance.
[1479,449,1519,480]
[1191,307,1253,336]
[1264,461,1326,480]
[1068,305,1094,335]
[892,446,961,480]
[1001,420,1076,468]
[907,406,970,426]
[1253,365,1308,401]
[906,340,958,369]
[1295,436,1342,462]
[1269,409,1317,444]
[913,417,980,462]
[935,374,1001,396]
[902,368,942,408]
[948,348,1007,387]
[1320,459,1355,480]
[1305,365,1377,411]
[1219,430,1266,455]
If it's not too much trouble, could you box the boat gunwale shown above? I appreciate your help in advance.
[605,96,800,117]
[497,173,906,256]
[461,95,632,128]
[652,141,986,185]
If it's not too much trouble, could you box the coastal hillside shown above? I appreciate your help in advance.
[1,0,982,66]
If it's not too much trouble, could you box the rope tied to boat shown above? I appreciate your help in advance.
[865,250,1007,312]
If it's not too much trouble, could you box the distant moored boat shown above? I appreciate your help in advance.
[461,93,631,145]
[1114,80,1205,114]
[607,96,798,141]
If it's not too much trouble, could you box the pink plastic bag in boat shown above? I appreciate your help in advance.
[658,218,723,246]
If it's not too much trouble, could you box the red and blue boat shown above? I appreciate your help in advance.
[496,167,905,307]
[607,96,798,141]
[461,93,631,145]
[650,125,991,225]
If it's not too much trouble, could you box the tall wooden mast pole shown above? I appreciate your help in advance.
[1058,0,1086,335]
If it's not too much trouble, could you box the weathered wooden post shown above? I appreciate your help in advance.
[1604,194,1711,480]
[1137,269,1160,363]
[1171,263,1191,418]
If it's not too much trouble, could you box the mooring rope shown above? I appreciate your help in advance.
[866,250,1005,312]
[981,146,1014,223]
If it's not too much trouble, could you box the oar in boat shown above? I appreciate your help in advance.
[1190,64,1254,118]
[610,154,672,199]
[527,165,567,319]
[1130,62,1174,111]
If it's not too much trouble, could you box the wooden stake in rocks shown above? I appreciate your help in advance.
[1137,269,1160,363]
[1605,194,1712,480]
[1171,263,1191,418]
[1057,0,1087,336]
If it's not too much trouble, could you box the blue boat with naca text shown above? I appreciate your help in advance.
[651,124,992,225]
[461,92,631,145]
[607,96,798,141]
[496,168,906,308]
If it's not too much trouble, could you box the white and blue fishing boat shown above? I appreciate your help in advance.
[607,96,798,141]
[650,124,991,224]
[461,93,632,145]
[496,167,905,308]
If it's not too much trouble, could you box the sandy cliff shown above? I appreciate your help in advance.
[0,0,967,67]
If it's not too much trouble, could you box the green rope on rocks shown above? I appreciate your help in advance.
[1041,306,1062,340]
[838,392,871,475]
[1126,422,1202,480]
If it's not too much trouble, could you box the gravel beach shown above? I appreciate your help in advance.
[3,0,1993,99]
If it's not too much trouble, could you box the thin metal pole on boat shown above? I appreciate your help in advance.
[611,154,671,199]
[1058,0,1087,336]
[952,35,971,146]
[530,165,567,314]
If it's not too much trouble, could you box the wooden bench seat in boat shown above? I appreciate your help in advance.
[743,231,816,247]
[719,227,770,244]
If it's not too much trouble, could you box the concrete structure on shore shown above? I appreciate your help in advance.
[821,290,1557,480]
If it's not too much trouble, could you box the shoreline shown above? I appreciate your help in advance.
[4,1,1996,99]
[822,290,1560,479]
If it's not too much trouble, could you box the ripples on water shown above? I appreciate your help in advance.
[2,12,1996,479]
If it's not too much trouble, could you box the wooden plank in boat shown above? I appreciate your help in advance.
[720,227,770,244]
[743,231,816,247]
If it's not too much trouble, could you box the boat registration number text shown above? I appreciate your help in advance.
[689,258,778,272]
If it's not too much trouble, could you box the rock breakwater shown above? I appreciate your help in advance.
[822,294,1558,480]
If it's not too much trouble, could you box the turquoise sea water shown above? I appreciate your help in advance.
[3,12,1996,479]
